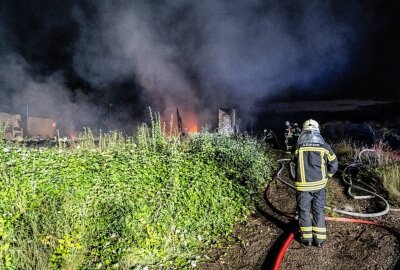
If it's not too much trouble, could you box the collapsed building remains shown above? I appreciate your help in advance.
[0,112,56,140]
[218,108,239,135]
[27,116,56,139]
[0,112,23,140]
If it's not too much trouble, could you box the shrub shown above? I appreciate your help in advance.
[377,164,400,205]
[0,117,275,269]
[331,140,357,165]
[188,133,276,198]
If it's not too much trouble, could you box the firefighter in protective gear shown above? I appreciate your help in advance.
[292,119,338,247]
[284,121,294,152]
[292,123,302,143]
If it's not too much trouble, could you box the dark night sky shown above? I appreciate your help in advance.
[0,0,399,133]
[266,1,400,102]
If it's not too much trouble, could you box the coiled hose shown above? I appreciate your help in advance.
[275,152,391,217]
[269,153,400,270]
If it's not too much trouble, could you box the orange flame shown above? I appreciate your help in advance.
[181,110,198,133]
[162,109,198,134]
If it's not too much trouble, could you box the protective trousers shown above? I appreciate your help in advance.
[296,188,327,244]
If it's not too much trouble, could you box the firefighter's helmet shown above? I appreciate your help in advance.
[302,119,319,132]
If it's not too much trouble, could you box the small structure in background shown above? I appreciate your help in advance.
[27,116,56,139]
[218,108,239,135]
[0,112,23,140]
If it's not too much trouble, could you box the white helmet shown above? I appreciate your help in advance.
[302,119,319,132]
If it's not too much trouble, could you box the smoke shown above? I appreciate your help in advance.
[73,0,360,126]
[73,1,201,123]
[0,53,104,134]
[0,0,367,132]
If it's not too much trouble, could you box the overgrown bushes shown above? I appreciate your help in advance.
[0,119,275,269]
[188,133,276,197]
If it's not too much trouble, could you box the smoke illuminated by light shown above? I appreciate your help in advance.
[2,0,392,134]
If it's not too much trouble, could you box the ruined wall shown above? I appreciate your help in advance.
[218,108,236,135]
[0,112,23,140]
[27,116,56,138]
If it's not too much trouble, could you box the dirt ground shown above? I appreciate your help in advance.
[199,166,400,270]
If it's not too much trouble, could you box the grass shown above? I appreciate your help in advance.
[331,140,357,165]
[0,116,275,269]
[378,164,400,205]
[331,140,400,206]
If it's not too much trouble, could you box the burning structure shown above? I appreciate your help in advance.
[218,108,239,135]
[176,109,186,136]
[0,112,56,140]
[27,116,57,139]
[175,108,198,135]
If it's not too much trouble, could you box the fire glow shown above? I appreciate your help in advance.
[181,111,198,133]
[162,108,199,134]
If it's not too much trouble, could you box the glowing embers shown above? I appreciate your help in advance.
[68,131,78,140]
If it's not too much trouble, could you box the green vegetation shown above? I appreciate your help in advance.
[377,164,400,205]
[0,116,275,269]
[331,140,357,165]
[188,132,276,198]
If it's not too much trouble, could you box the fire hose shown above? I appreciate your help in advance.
[271,217,400,270]
[276,152,391,217]
[268,152,400,270]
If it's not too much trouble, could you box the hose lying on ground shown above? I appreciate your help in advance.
[270,153,400,270]
[275,153,391,217]
[271,217,400,270]
[345,149,378,200]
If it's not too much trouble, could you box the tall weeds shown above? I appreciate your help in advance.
[380,165,400,204]
[0,115,274,269]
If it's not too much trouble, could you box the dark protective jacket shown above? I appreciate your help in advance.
[292,131,338,191]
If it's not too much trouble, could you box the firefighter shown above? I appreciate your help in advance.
[284,121,294,152]
[292,119,338,247]
[292,123,302,144]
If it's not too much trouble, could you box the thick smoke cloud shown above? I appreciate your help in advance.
[73,0,360,126]
[0,1,105,135]
[0,54,104,134]
[73,1,202,123]
[0,0,377,133]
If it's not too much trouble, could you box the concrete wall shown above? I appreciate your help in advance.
[218,108,236,135]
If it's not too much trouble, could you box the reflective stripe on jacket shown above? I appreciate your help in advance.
[293,135,338,191]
